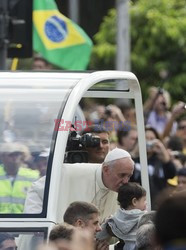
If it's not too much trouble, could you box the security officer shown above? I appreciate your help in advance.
[0,143,39,213]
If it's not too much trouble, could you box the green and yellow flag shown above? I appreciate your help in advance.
[33,0,93,70]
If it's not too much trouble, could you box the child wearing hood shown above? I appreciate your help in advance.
[96,182,147,250]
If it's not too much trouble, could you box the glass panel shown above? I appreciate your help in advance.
[0,229,47,250]
[89,79,129,91]
[64,96,137,164]
[0,77,76,215]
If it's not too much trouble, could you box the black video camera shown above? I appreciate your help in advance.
[65,131,100,163]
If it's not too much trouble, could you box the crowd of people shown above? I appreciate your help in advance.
[0,59,186,250]
[82,87,186,207]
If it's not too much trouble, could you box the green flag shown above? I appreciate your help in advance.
[33,0,93,70]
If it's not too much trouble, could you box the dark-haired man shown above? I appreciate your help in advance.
[64,201,109,250]
[64,201,101,237]
[49,223,94,250]
[81,125,110,163]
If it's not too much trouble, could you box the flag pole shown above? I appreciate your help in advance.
[10,44,22,71]
[11,58,19,71]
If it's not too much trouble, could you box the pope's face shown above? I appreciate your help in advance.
[103,157,134,192]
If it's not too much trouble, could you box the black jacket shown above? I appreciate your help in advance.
[132,154,176,208]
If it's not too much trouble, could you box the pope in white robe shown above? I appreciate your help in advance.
[24,148,134,223]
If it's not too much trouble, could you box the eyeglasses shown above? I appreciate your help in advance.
[178,125,186,130]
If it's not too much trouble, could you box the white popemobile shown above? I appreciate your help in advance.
[0,71,150,249]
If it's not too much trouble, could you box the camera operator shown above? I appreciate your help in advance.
[81,125,110,164]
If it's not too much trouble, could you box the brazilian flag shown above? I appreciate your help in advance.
[33,0,93,70]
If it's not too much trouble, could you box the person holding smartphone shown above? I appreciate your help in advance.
[132,126,176,208]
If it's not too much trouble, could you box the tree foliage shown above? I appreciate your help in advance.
[90,9,116,70]
[90,0,186,102]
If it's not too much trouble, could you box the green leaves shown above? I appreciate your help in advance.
[90,0,186,102]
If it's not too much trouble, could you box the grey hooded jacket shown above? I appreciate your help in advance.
[97,208,145,250]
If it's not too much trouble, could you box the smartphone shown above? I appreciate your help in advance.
[146,140,156,150]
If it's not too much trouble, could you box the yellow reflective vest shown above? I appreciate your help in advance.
[0,165,39,213]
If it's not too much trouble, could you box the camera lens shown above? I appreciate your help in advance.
[65,131,101,163]
[65,151,88,163]
[80,133,100,147]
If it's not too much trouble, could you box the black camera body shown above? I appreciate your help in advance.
[65,131,100,163]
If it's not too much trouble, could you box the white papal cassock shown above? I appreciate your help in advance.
[24,163,118,222]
